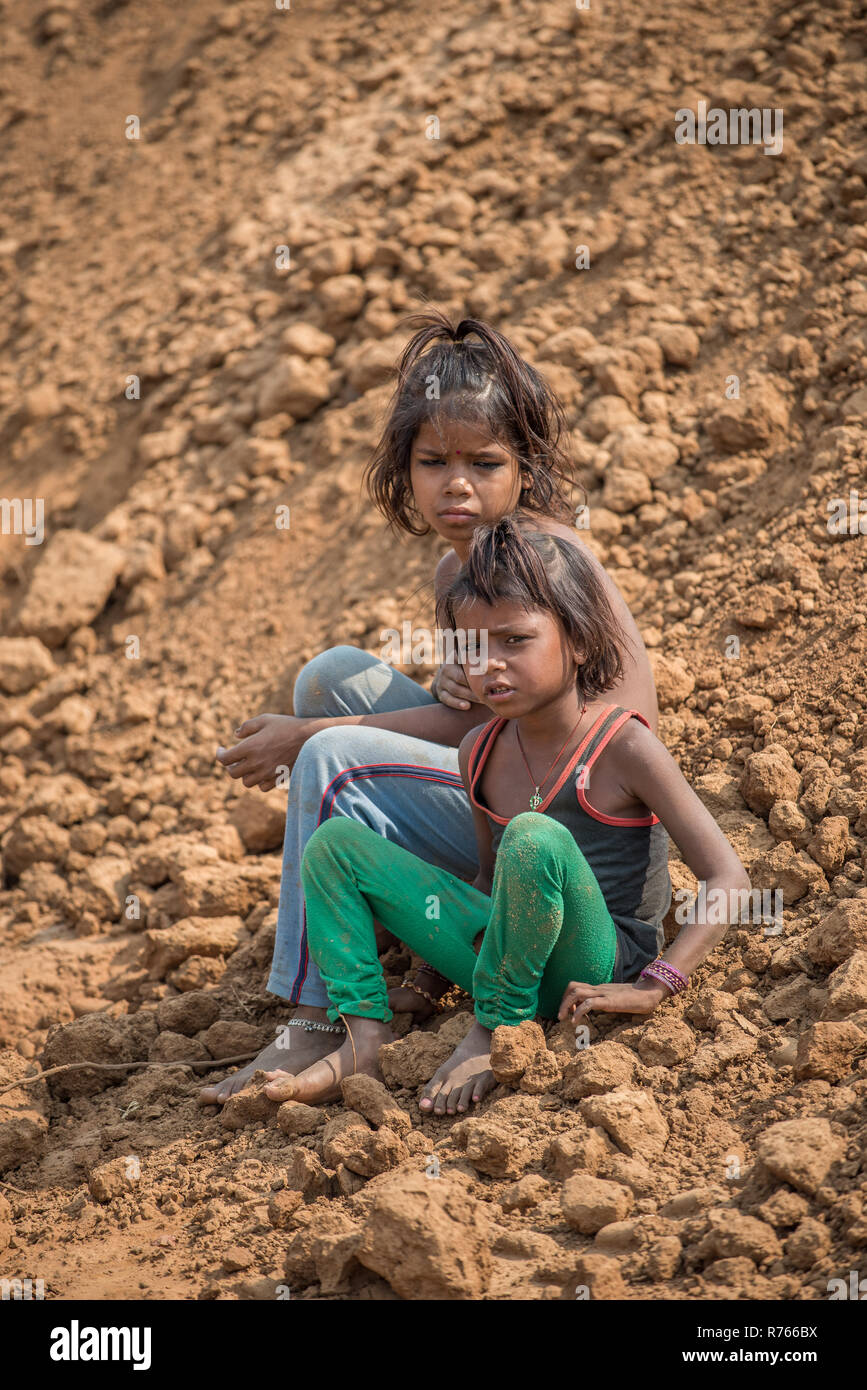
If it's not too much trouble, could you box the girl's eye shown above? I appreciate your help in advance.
[415,457,505,468]
[505,634,528,645]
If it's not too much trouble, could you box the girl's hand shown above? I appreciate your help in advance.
[216,713,322,791]
[558,978,669,1022]
[433,661,479,711]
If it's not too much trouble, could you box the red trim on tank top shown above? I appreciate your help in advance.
[576,709,660,826]
[467,719,501,781]
[468,706,612,823]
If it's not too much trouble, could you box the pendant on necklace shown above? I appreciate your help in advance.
[529,789,542,810]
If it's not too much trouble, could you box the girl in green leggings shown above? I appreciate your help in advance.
[264,518,750,1115]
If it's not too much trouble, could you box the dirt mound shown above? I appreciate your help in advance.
[1,0,866,1299]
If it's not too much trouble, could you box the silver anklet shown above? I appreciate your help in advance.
[286,1017,346,1035]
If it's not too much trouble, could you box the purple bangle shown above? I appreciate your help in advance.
[640,959,689,995]
[640,965,680,996]
[648,957,687,984]
[649,967,686,991]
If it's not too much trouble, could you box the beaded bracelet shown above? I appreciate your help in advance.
[400,978,447,1013]
[639,958,689,996]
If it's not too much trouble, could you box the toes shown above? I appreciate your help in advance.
[472,1069,496,1103]
[264,1073,297,1101]
[455,1080,476,1113]
[200,1078,234,1105]
[419,1078,442,1111]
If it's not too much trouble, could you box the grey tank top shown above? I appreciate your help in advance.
[468,705,672,983]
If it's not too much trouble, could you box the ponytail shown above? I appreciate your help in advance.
[363,307,578,534]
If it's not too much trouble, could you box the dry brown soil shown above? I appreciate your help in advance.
[0,0,866,1301]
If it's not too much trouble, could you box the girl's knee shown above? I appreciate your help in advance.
[293,645,374,717]
[302,818,360,883]
[498,811,574,860]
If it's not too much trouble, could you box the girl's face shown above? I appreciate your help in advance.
[453,596,584,717]
[409,418,531,550]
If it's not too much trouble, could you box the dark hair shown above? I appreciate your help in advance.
[438,516,630,700]
[363,307,579,535]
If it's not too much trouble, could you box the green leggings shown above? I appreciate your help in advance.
[301,811,618,1030]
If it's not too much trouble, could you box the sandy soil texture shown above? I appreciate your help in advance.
[1,0,866,1301]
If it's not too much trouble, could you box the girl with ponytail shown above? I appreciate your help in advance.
[204,309,659,1107]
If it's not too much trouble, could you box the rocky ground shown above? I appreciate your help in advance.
[1,0,866,1300]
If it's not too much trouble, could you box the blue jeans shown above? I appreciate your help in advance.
[267,646,480,1006]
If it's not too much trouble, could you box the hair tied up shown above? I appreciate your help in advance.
[362,307,580,535]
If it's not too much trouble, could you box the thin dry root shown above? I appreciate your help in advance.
[0,1051,261,1101]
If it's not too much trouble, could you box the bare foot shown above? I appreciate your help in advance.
[198,1006,338,1105]
[263,1016,393,1105]
[387,985,436,1019]
[418,1020,496,1116]
[387,967,452,1020]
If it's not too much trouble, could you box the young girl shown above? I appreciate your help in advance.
[261,518,751,1113]
[202,311,658,1105]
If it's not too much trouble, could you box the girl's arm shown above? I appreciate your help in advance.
[219,552,482,790]
[218,702,486,791]
[457,726,495,895]
[611,720,751,979]
[560,721,750,1022]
